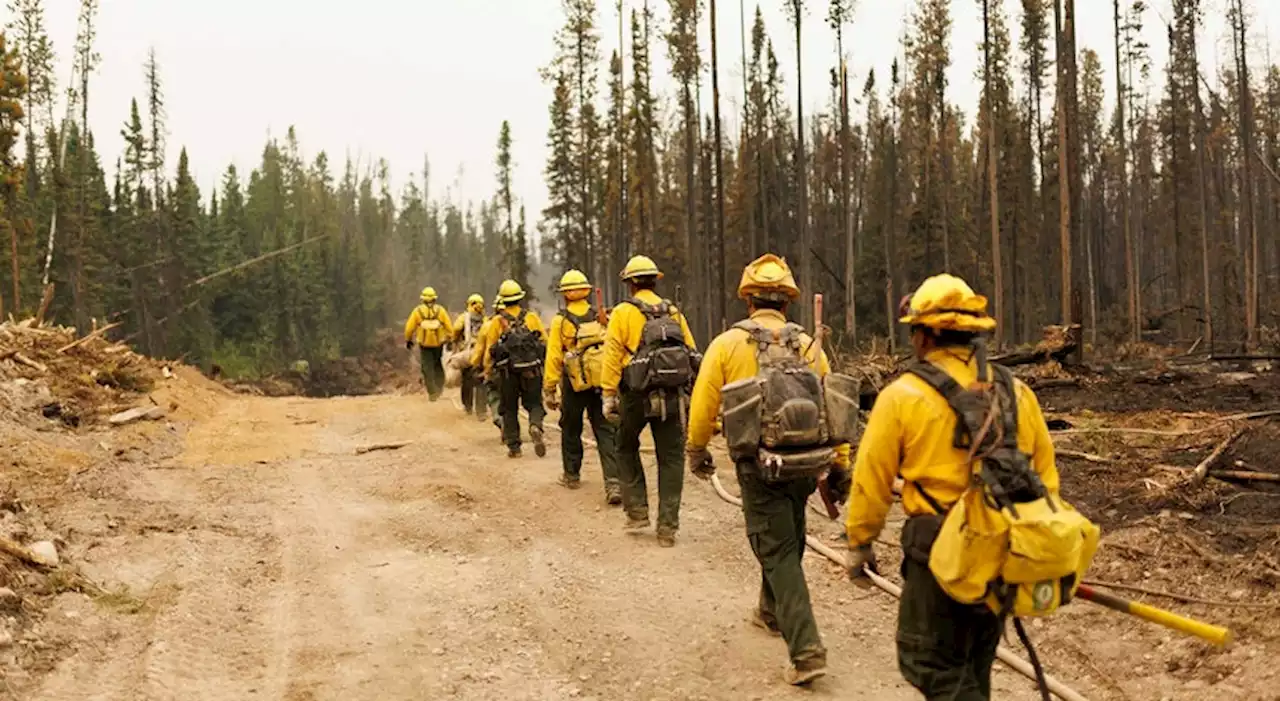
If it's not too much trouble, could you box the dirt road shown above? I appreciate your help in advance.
[17,388,1059,700]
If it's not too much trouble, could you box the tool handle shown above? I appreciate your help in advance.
[815,473,840,518]
[1077,585,1231,646]
[595,287,606,323]
[813,294,824,359]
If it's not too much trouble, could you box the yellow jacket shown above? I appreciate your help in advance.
[845,348,1060,548]
[544,299,602,391]
[687,309,850,469]
[404,303,454,348]
[470,304,546,378]
[452,310,486,346]
[601,289,697,396]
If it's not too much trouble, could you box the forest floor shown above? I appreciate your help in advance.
[1,328,1279,700]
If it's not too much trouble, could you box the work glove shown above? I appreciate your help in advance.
[405,340,413,350]
[543,388,559,411]
[827,468,852,505]
[686,446,715,480]
[846,544,878,589]
[602,394,620,423]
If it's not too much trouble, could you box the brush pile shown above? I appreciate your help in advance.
[0,318,162,428]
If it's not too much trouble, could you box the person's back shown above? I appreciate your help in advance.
[845,273,1064,701]
[601,255,697,547]
[848,348,1058,543]
[544,270,621,503]
[686,254,853,685]
[480,280,547,458]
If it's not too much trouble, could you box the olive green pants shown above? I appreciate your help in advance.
[559,379,619,490]
[897,557,1003,700]
[418,346,444,399]
[500,370,545,450]
[615,391,684,532]
[460,367,485,416]
[486,376,501,421]
[736,462,825,665]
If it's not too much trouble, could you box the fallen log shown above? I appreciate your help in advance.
[108,405,166,426]
[354,440,413,455]
[1190,428,1246,486]
[1211,469,1280,483]
[1057,449,1112,463]
[56,321,122,353]
[11,352,46,373]
[990,343,1077,367]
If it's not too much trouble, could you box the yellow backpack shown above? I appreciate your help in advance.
[564,309,607,392]
[417,304,444,347]
[909,359,1100,618]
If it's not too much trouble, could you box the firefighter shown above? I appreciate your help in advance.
[685,254,850,685]
[543,270,621,503]
[452,293,488,420]
[472,280,547,458]
[601,255,698,547]
[403,287,454,401]
[845,274,1061,700]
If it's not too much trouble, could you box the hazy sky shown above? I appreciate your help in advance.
[19,0,1280,235]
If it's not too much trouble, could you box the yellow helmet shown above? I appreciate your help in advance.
[467,293,484,308]
[420,286,437,302]
[899,274,997,333]
[738,253,800,302]
[558,269,591,292]
[620,255,663,280]
[497,279,525,303]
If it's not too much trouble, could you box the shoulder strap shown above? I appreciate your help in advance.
[630,297,674,318]
[567,308,596,326]
[731,319,769,344]
[991,364,1020,448]
[906,361,966,403]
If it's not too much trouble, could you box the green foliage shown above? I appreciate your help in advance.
[0,47,535,379]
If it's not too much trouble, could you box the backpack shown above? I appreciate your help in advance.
[563,308,607,392]
[622,298,698,394]
[491,310,544,374]
[719,320,848,481]
[908,358,1100,618]
[417,304,445,347]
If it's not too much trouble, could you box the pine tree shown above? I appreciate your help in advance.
[626,6,658,255]
[541,69,576,267]
[495,120,517,271]
[0,32,26,318]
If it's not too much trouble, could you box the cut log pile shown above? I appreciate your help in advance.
[0,318,164,426]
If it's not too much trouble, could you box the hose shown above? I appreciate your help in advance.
[710,474,1091,701]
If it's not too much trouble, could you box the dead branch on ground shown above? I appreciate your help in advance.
[1082,579,1280,608]
[354,441,414,455]
[1189,428,1246,486]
